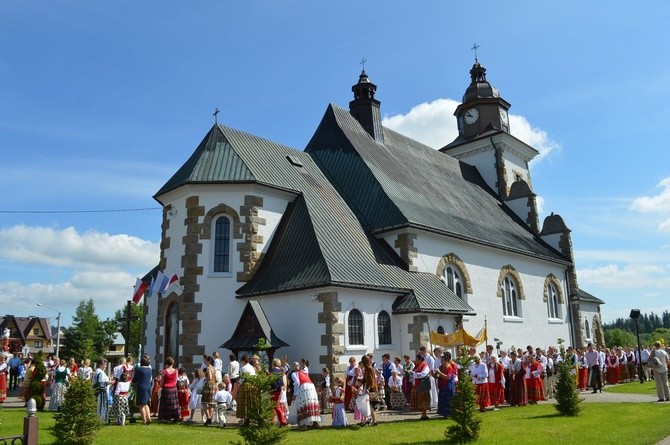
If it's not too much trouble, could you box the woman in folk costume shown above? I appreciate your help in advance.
[344,356,357,412]
[176,367,190,420]
[436,352,457,417]
[329,376,347,427]
[388,369,406,410]
[402,354,415,405]
[150,371,161,416]
[470,354,489,412]
[507,351,527,406]
[410,354,431,420]
[92,359,110,422]
[577,349,589,391]
[525,355,545,404]
[157,356,181,422]
[290,361,321,429]
[235,355,257,425]
[0,354,7,403]
[355,355,378,426]
[605,349,620,385]
[487,355,505,410]
[48,357,70,411]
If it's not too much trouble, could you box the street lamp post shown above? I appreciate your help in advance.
[37,303,61,358]
[629,309,644,384]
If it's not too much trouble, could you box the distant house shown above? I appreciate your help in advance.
[105,332,126,370]
[0,315,53,354]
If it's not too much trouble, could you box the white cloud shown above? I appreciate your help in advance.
[382,98,460,149]
[578,263,670,289]
[630,177,670,213]
[0,225,159,269]
[382,98,561,166]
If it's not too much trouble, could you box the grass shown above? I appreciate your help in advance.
[603,380,658,395]
[1,403,669,444]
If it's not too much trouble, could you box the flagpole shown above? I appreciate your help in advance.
[484,315,489,351]
[427,320,433,353]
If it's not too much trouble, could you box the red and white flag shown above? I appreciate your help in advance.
[132,278,149,304]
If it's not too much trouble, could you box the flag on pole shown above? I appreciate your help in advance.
[132,278,149,304]
[148,276,158,298]
[168,273,179,285]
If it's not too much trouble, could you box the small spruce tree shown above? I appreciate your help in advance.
[53,377,102,445]
[233,372,287,445]
[445,346,482,443]
[554,338,583,416]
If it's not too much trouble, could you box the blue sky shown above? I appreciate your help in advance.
[1,2,669,327]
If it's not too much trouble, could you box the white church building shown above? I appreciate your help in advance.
[142,60,605,374]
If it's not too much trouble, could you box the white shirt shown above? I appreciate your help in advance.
[113,364,125,379]
[228,360,240,379]
[214,389,233,405]
[115,381,131,395]
[240,363,256,380]
[423,354,435,372]
[471,362,488,384]
[214,358,223,372]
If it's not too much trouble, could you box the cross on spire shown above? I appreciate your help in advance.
[213,108,220,124]
[471,43,480,63]
[360,57,367,72]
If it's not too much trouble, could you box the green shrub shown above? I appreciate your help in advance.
[445,347,482,443]
[52,378,102,445]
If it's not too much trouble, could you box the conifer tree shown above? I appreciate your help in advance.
[445,346,481,443]
[53,378,102,445]
[554,338,583,416]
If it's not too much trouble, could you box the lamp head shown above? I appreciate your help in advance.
[630,309,641,320]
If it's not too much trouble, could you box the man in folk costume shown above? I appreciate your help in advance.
[487,355,505,410]
[470,354,489,412]
[507,351,527,406]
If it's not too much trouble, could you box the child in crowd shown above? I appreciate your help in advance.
[213,382,233,428]
[375,368,386,410]
[329,376,347,427]
[318,367,331,414]
[111,372,131,426]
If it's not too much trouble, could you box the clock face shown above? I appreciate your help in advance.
[464,108,479,124]
[499,108,509,125]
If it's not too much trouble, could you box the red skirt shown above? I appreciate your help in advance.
[177,387,190,419]
[526,377,545,402]
[606,366,619,385]
[0,372,6,402]
[488,381,504,406]
[475,383,489,409]
[578,368,588,390]
[508,374,527,406]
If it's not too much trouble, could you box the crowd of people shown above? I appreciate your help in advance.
[0,339,668,429]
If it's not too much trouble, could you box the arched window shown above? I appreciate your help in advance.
[502,275,520,317]
[437,325,445,335]
[443,265,463,299]
[165,303,180,365]
[585,318,591,339]
[377,311,392,345]
[547,283,560,319]
[348,309,364,345]
[214,216,231,273]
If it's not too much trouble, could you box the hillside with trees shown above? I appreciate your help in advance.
[603,310,670,347]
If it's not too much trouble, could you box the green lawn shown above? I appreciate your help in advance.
[603,380,658,395]
[1,403,670,444]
